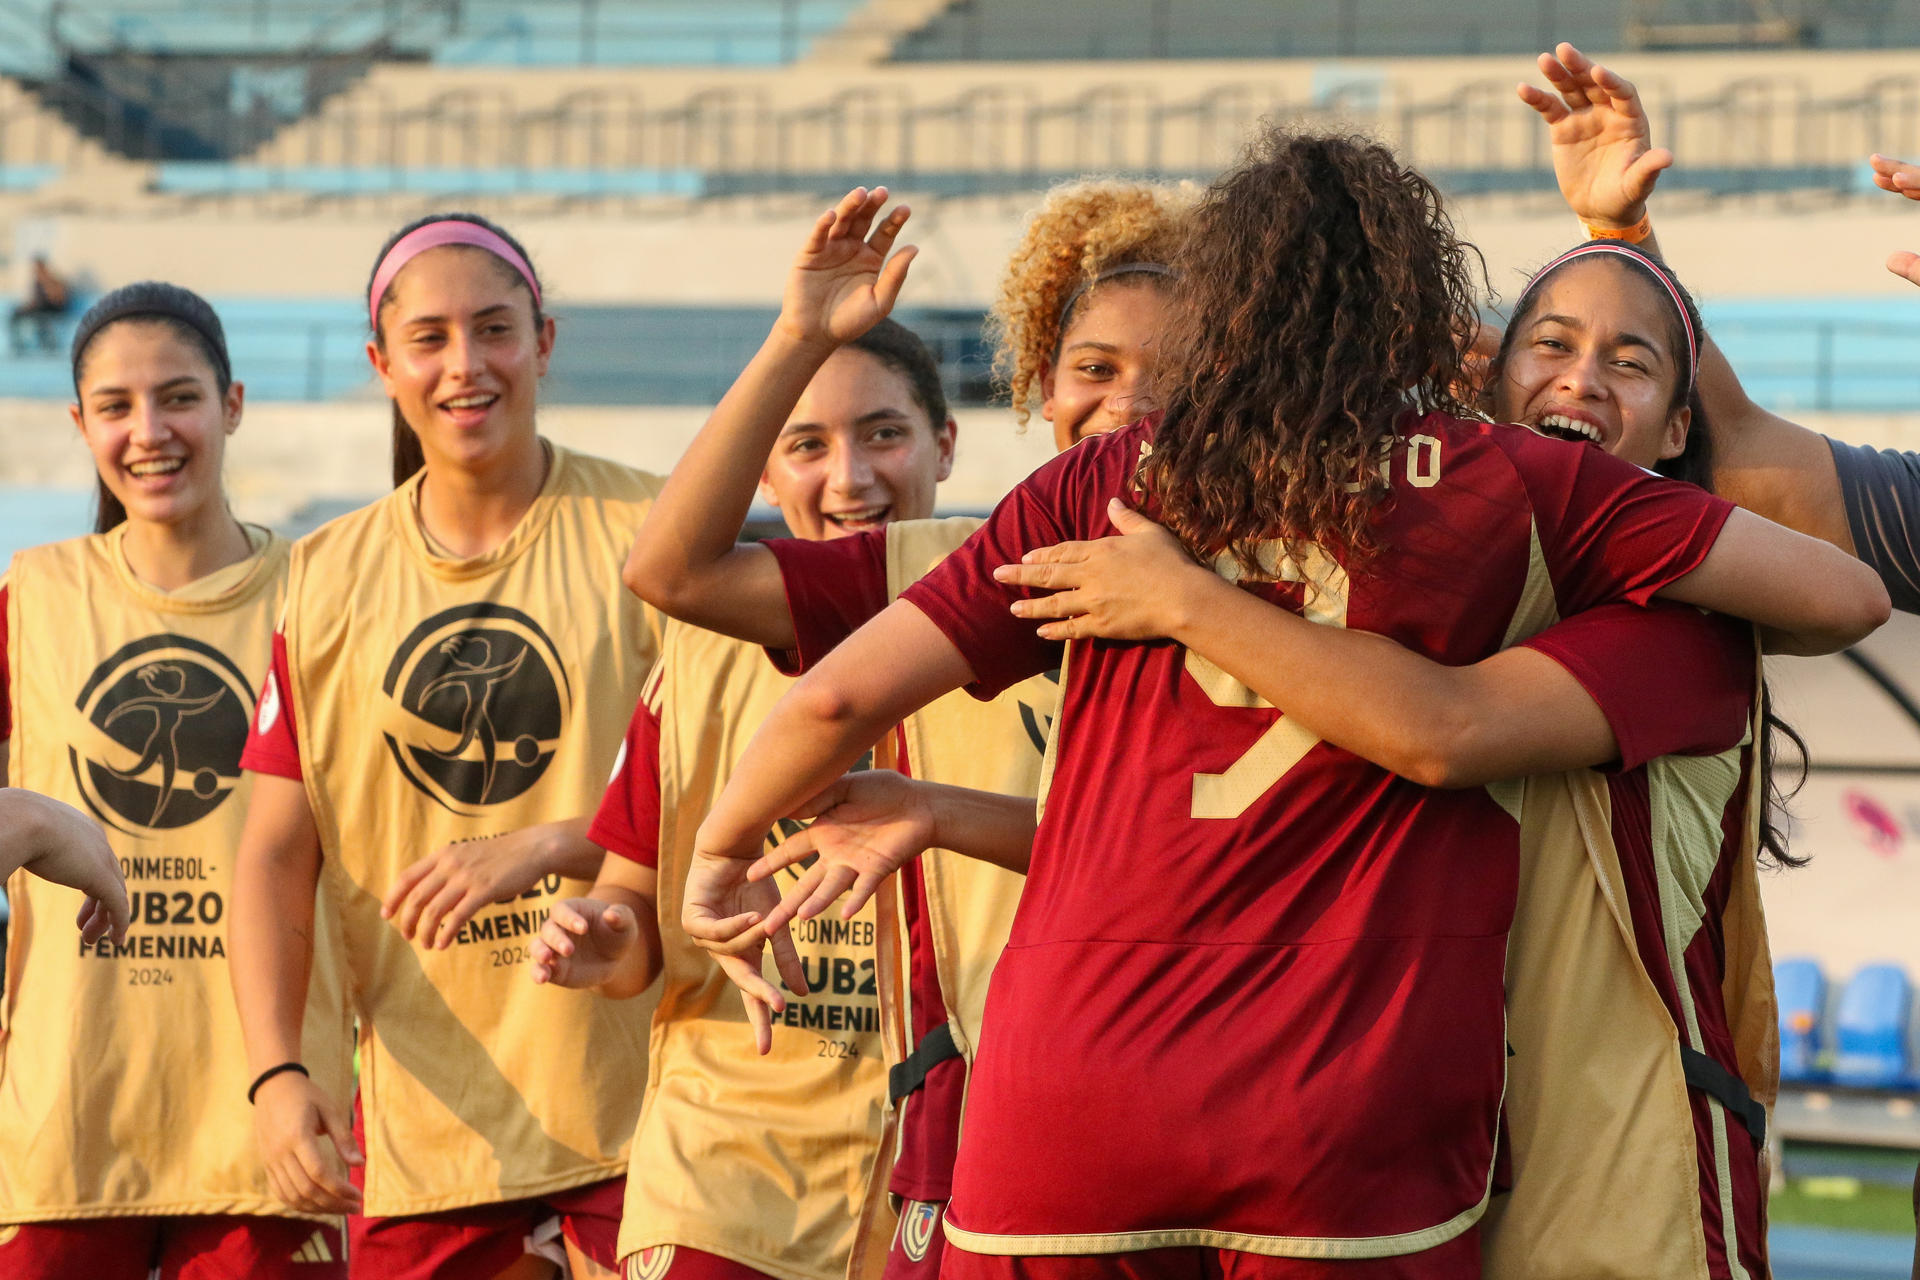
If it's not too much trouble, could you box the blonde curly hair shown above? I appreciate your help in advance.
[988,178,1200,427]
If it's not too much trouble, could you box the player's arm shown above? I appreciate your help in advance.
[750,771,1037,932]
[623,186,915,647]
[0,787,130,941]
[684,601,975,1051]
[1003,503,1617,788]
[1656,506,1886,654]
[532,850,662,999]
[229,772,363,1215]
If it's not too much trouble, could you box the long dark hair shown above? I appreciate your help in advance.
[366,212,544,487]
[1492,245,1806,870]
[1143,128,1484,577]
[70,282,233,534]
[846,318,948,433]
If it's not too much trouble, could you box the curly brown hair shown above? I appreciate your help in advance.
[987,178,1198,427]
[1144,129,1485,577]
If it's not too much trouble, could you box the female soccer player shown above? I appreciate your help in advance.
[0,283,351,1279]
[610,178,1192,1280]
[682,129,1883,1280]
[231,214,662,1280]
[533,308,955,1280]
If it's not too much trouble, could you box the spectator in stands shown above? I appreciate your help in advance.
[232,211,663,1280]
[0,788,127,942]
[8,256,70,355]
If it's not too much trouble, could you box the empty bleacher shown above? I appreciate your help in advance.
[85,48,1913,210]
[895,0,1920,62]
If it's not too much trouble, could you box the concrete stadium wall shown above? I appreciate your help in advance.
[19,197,1920,309]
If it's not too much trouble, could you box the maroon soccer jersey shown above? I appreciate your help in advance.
[901,416,1734,1257]
[591,695,666,869]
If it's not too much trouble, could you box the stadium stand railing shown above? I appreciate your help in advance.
[76,59,1918,208]
[891,0,1920,61]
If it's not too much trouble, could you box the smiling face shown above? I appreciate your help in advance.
[70,320,241,530]
[1494,257,1691,470]
[1040,278,1169,453]
[368,245,553,475]
[758,346,955,541]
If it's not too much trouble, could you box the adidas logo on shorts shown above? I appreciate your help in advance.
[291,1229,335,1264]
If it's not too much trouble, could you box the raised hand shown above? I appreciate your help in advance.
[531,897,639,988]
[996,499,1210,643]
[749,770,936,933]
[1518,41,1672,229]
[681,848,809,1054]
[776,186,917,352]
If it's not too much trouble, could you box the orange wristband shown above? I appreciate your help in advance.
[1583,211,1653,245]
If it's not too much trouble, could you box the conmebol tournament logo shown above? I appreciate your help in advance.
[380,603,571,814]
[68,634,255,834]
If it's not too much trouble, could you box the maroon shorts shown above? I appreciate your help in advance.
[0,1214,345,1280]
[348,1176,624,1280]
[622,1243,782,1280]
[937,1228,1479,1280]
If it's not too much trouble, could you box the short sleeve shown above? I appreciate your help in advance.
[1498,428,1734,613]
[589,683,664,868]
[763,532,891,676]
[1521,603,1754,772]
[239,632,302,780]
[1828,438,1920,614]
[900,430,1128,700]
[0,581,11,742]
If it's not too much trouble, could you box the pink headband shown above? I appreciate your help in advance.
[1517,242,1697,392]
[368,220,541,329]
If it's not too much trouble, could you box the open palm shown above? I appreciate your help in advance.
[1519,42,1672,228]
[779,186,918,348]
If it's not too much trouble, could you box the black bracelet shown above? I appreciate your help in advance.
[247,1061,309,1105]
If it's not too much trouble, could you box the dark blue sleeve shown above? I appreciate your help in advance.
[1828,437,1920,615]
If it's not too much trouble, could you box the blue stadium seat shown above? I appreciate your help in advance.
[1775,957,1828,1083]
[1832,963,1913,1089]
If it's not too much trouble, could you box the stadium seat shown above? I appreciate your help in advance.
[1832,963,1913,1089]
[1775,957,1828,1083]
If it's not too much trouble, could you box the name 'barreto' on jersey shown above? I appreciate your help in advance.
[899,414,1736,1259]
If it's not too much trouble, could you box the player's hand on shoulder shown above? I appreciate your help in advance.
[751,770,932,932]
[999,500,1209,642]
[381,826,551,951]
[252,1071,362,1216]
[776,185,918,352]
[532,897,638,988]
[1518,41,1671,230]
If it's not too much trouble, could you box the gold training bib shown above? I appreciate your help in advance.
[621,619,886,1280]
[0,528,353,1222]
[282,447,664,1215]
